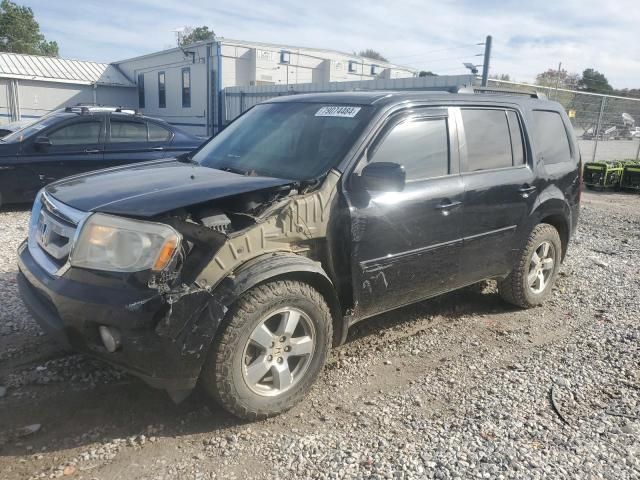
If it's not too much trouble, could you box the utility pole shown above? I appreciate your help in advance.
[481,35,492,87]
[554,62,562,100]
[592,97,607,163]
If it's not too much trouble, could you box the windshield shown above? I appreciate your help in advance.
[193,102,372,180]
[1,112,70,143]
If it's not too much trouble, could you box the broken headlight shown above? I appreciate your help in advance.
[70,213,181,273]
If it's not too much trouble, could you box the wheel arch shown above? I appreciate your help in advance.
[528,195,573,261]
[224,253,344,346]
[538,213,570,261]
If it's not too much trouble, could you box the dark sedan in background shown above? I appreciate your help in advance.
[0,105,205,207]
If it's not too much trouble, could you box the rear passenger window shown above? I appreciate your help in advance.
[507,111,525,166]
[532,111,571,165]
[110,120,147,143]
[370,118,449,180]
[462,109,513,171]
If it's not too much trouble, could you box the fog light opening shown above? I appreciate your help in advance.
[99,325,122,353]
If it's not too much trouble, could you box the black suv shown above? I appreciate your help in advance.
[0,106,204,207]
[17,90,581,420]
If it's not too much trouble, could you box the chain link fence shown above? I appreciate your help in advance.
[488,79,640,163]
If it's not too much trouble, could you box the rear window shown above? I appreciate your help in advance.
[532,110,572,165]
[461,109,513,171]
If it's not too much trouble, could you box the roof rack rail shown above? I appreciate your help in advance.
[114,106,139,115]
[64,105,91,114]
[63,105,139,115]
[471,87,547,99]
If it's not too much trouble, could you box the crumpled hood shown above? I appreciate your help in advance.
[45,159,293,217]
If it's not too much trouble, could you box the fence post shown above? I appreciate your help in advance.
[635,138,640,162]
[592,97,606,163]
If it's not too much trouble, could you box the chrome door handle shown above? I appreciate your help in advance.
[435,200,462,215]
[518,185,537,198]
[84,148,101,154]
[435,200,462,209]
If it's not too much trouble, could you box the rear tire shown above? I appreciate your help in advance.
[201,280,332,420]
[498,223,562,308]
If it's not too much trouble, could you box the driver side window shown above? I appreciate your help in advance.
[370,118,449,181]
[48,121,102,146]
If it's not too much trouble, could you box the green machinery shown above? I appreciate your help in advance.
[583,160,640,191]
[620,163,640,191]
[583,161,627,189]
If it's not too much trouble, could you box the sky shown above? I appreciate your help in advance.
[25,0,640,89]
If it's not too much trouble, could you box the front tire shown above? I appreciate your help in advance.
[201,280,332,420]
[498,223,562,308]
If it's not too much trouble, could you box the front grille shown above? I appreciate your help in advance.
[27,191,88,276]
[35,209,76,263]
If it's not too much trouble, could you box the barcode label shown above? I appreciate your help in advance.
[315,106,361,118]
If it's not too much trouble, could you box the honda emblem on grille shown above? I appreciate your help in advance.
[38,221,51,247]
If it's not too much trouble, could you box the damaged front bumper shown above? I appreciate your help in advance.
[17,241,226,401]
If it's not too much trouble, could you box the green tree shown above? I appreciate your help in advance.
[535,68,580,89]
[0,0,58,56]
[179,26,215,47]
[358,49,388,62]
[490,73,512,81]
[616,88,640,99]
[419,70,437,77]
[578,68,613,93]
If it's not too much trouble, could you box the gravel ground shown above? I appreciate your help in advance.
[0,190,639,480]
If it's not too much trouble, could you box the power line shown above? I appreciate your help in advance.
[387,43,479,61]
[398,54,481,66]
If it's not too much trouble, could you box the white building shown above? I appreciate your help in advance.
[0,53,136,124]
[115,38,417,136]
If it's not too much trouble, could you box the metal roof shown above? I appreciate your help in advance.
[115,37,416,73]
[0,53,135,87]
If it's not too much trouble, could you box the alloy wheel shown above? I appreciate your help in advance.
[241,307,316,396]
[527,241,555,294]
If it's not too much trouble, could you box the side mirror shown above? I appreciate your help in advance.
[34,135,52,150]
[360,162,406,192]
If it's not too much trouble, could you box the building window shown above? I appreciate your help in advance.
[280,50,290,64]
[370,64,378,75]
[158,71,166,108]
[182,67,191,108]
[137,73,145,108]
[348,61,357,73]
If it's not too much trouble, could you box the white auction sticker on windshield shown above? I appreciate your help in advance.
[315,106,361,118]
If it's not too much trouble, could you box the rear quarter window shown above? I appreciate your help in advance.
[532,110,572,165]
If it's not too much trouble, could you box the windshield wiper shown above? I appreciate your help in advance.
[177,154,197,164]
[218,166,249,176]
